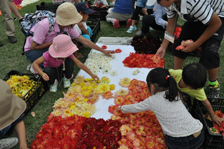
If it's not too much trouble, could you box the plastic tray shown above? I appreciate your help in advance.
[87,18,101,42]
[3,70,49,115]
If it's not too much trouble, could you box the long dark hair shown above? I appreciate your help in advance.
[146,67,179,101]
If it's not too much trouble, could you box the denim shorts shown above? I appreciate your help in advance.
[136,0,154,9]
[165,128,204,149]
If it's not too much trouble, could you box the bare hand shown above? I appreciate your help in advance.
[181,40,197,53]
[116,106,122,112]
[41,73,49,81]
[91,74,99,82]
[103,50,115,57]
[156,47,166,58]
[211,115,223,126]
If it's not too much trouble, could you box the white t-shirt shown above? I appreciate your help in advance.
[121,91,203,137]
[73,22,87,35]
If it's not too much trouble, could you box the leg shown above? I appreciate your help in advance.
[127,6,142,33]
[43,67,58,85]
[174,56,184,69]
[8,0,23,20]
[14,121,28,149]
[0,125,11,139]
[63,58,74,88]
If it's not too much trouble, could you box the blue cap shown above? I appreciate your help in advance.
[75,2,95,14]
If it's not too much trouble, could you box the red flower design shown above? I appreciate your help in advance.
[101,45,107,49]
[115,48,122,53]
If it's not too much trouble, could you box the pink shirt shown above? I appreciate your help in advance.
[43,51,74,68]
[24,18,80,53]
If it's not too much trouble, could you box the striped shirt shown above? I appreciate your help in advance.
[166,0,224,25]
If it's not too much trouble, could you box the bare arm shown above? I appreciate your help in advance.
[72,56,99,81]
[156,16,176,57]
[31,40,52,50]
[32,56,49,81]
[75,36,115,56]
[182,13,222,52]
[77,22,89,35]
[202,99,222,126]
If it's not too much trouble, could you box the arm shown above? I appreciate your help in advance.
[32,56,49,81]
[31,40,52,50]
[154,4,167,29]
[101,0,108,7]
[77,22,89,35]
[71,56,99,81]
[75,36,115,56]
[182,13,222,52]
[156,16,176,57]
[14,121,28,149]
[202,99,222,126]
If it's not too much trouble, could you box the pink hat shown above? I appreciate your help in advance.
[49,34,78,58]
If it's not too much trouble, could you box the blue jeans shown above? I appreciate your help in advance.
[165,128,204,149]
[0,125,11,139]
[26,48,48,67]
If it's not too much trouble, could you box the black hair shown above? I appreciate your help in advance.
[182,63,207,89]
[146,67,179,102]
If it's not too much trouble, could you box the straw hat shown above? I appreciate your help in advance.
[0,79,26,130]
[56,2,83,26]
[146,0,157,6]
[49,34,78,58]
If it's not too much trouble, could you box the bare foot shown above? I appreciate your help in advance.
[74,51,84,58]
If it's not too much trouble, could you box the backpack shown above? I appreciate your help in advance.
[20,10,56,55]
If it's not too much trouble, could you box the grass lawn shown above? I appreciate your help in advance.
[0,0,223,148]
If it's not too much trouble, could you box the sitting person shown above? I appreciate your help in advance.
[127,0,155,33]
[92,0,109,8]
[33,34,99,92]
[117,67,204,149]
[74,2,94,42]
[0,79,28,149]
[24,2,114,68]
[106,0,133,28]
[136,2,167,36]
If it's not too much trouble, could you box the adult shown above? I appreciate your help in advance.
[8,0,23,22]
[0,79,28,149]
[0,0,17,46]
[24,2,114,66]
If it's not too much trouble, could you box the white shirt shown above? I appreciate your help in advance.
[121,91,203,137]
[73,22,87,35]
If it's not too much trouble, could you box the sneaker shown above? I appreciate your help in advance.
[50,80,58,92]
[113,19,120,28]
[135,30,144,36]
[126,19,132,27]
[63,77,71,88]
[8,36,17,44]
[0,137,18,149]
[127,25,137,33]
[205,83,220,98]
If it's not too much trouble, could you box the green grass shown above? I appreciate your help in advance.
[1,0,224,148]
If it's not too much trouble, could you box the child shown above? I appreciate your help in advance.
[33,34,99,92]
[169,63,222,126]
[106,0,133,28]
[127,0,155,33]
[92,0,108,8]
[155,0,224,98]
[74,2,95,42]
[0,79,28,149]
[116,67,204,149]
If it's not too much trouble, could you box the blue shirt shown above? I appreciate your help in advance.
[153,3,167,29]
[113,0,133,15]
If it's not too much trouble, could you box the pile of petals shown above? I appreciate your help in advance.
[20,0,40,7]
[176,39,194,51]
[30,114,122,149]
[123,53,164,68]
[14,0,23,5]
[174,26,182,39]
[209,110,224,138]
[86,52,113,75]
[109,79,167,148]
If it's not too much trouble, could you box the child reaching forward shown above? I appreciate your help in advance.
[33,34,99,92]
[117,67,204,149]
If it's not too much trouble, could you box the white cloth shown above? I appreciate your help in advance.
[121,91,203,137]
[73,22,87,35]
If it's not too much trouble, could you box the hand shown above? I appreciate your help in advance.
[91,74,99,82]
[41,73,49,81]
[103,50,115,57]
[211,115,223,126]
[181,40,197,53]
[156,47,166,58]
[116,106,122,113]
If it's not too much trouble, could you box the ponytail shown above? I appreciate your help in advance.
[146,68,179,102]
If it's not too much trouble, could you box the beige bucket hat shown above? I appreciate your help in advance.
[0,79,26,130]
[56,2,83,26]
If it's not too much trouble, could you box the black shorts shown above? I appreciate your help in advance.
[172,17,224,69]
